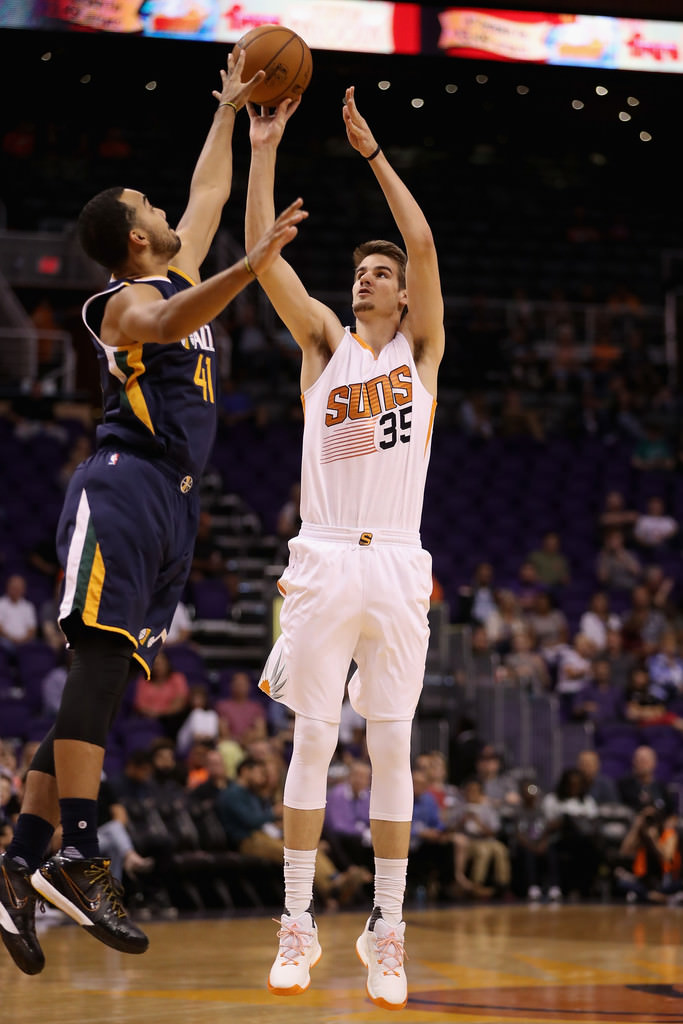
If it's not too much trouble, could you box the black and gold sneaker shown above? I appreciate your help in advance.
[31,854,148,954]
[0,852,45,975]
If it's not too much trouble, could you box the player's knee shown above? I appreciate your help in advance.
[54,630,134,747]
[290,714,339,768]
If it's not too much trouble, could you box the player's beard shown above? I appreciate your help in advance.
[151,227,182,259]
[353,298,374,314]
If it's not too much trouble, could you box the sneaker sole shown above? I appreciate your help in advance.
[268,942,322,996]
[30,869,148,955]
[356,932,407,1011]
[0,904,45,976]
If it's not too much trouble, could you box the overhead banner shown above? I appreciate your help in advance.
[1,2,683,73]
[437,9,683,73]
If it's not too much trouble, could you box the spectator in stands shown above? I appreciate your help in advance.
[621,585,668,657]
[217,755,363,908]
[484,589,526,654]
[571,657,622,726]
[456,778,511,895]
[647,631,683,705]
[498,388,545,442]
[576,749,619,805]
[596,529,642,592]
[542,768,601,899]
[414,751,463,827]
[598,491,638,543]
[643,564,676,614]
[555,633,597,704]
[41,648,70,719]
[408,766,461,899]
[215,669,267,746]
[509,779,560,902]
[458,561,496,627]
[0,574,37,647]
[528,531,571,591]
[475,746,520,810]
[615,802,681,904]
[604,627,636,689]
[449,714,484,786]
[189,748,229,804]
[621,663,677,728]
[176,684,220,758]
[525,590,569,651]
[459,392,494,439]
[503,628,550,692]
[509,561,544,613]
[456,625,498,687]
[97,773,153,882]
[183,739,215,789]
[618,746,675,814]
[132,649,190,740]
[324,760,373,871]
[579,592,622,654]
[633,496,679,561]
[631,422,675,472]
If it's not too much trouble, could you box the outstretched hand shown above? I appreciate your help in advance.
[247,96,301,147]
[342,86,378,158]
[212,48,266,112]
[246,198,308,276]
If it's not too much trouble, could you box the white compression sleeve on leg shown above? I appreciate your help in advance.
[366,718,414,822]
[283,714,340,809]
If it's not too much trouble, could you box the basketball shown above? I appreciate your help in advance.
[235,25,312,106]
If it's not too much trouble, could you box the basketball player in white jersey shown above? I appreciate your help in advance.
[246,86,444,1010]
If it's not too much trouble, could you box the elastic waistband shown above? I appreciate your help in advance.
[300,522,421,547]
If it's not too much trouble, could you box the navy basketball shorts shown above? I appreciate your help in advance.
[57,447,200,676]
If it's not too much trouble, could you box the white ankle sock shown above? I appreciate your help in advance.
[373,857,408,925]
[283,846,316,918]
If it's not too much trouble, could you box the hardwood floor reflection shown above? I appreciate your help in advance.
[3,903,683,1023]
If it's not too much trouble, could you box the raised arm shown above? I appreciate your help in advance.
[103,200,307,348]
[245,100,343,373]
[343,87,445,391]
[173,49,265,280]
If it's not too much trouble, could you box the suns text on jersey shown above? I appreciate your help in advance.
[324,364,412,427]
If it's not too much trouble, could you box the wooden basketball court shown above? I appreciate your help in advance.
[3,904,683,1023]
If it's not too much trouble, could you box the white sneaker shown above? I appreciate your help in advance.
[527,885,542,902]
[548,886,562,902]
[356,909,407,1011]
[268,910,321,996]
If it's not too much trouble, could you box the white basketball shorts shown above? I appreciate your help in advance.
[259,523,432,723]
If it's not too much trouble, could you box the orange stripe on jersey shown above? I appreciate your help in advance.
[351,332,378,360]
[424,398,437,456]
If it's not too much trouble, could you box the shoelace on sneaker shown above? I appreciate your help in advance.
[83,865,126,919]
[272,917,314,965]
[373,929,408,976]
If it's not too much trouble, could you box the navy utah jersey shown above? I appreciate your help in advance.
[82,266,217,480]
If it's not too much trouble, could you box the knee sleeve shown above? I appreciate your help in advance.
[366,719,414,822]
[29,725,57,777]
[54,630,135,748]
[283,715,340,810]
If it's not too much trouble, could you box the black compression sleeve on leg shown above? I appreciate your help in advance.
[54,630,135,748]
[29,724,57,777]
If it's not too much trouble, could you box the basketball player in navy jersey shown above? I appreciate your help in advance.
[246,89,443,1009]
[0,48,306,975]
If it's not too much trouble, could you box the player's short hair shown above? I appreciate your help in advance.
[77,186,134,271]
[353,240,407,290]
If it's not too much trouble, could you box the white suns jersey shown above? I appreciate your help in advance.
[300,328,436,533]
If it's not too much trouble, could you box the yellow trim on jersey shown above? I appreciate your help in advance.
[82,542,105,624]
[424,398,437,456]
[132,650,152,679]
[124,343,155,433]
[351,332,379,360]
[168,265,197,286]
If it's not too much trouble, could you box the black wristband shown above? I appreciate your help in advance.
[366,143,381,161]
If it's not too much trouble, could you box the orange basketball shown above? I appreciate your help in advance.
[235,24,312,106]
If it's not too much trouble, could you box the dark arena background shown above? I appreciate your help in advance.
[4,2,683,1022]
